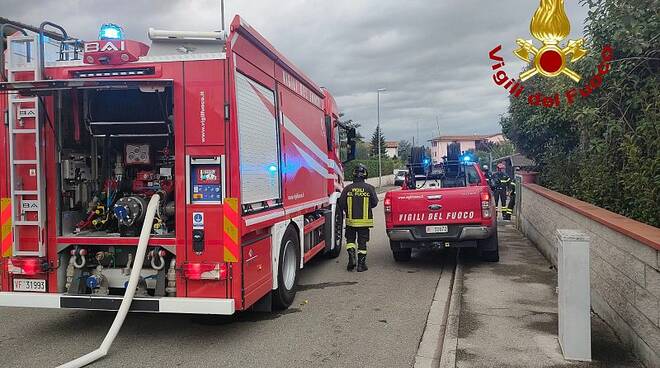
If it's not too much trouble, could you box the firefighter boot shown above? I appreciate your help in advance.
[346,248,356,271]
[357,253,368,272]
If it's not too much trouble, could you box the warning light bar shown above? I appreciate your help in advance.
[73,67,155,78]
[459,153,474,163]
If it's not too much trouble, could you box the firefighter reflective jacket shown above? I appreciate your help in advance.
[493,172,512,191]
[338,180,379,227]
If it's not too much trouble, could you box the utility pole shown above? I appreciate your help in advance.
[221,0,226,32]
[377,88,386,188]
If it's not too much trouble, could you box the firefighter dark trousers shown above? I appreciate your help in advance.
[494,189,507,209]
[345,226,370,255]
[503,194,516,220]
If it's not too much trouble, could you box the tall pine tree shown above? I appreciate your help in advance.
[370,126,386,157]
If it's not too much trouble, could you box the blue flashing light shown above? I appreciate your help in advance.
[268,164,278,173]
[423,159,430,165]
[99,24,124,40]
[463,155,471,162]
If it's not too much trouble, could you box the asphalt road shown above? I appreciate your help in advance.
[0,196,447,368]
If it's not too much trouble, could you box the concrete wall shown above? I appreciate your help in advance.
[518,184,660,368]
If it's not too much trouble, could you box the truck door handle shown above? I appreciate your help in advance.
[429,204,442,211]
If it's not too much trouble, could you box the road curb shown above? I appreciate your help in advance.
[413,256,456,368]
[439,252,463,368]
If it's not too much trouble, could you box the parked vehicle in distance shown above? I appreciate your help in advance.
[394,169,407,186]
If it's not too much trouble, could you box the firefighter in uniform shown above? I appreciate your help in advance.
[338,164,378,272]
[503,180,516,220]
[482,164,493,188]
[492,162,511,217]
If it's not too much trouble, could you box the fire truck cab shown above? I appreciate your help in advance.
[0,17,354,314]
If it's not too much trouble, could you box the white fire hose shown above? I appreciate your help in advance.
[58,194,161,368]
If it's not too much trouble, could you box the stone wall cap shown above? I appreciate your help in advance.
[524,183,660,251]
[556,229,590,242]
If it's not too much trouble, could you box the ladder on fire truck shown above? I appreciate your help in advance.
[2,22,82,257]
[5,32,47,257]
[3,22,79,257]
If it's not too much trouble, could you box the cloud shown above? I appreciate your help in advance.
[2,0,588,143]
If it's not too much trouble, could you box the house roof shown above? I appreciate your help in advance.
[430,133,502,142]
[385,141,398,148]
[496,153,535,167]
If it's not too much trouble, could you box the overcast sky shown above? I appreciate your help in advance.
[2,0,587,143]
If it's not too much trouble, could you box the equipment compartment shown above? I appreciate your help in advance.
[57,86,176,238]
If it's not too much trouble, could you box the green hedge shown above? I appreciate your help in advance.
[500,0,659,227]
[344,159,397,180]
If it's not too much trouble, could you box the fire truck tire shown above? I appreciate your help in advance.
[272,227,300,310]
[478,232,500,262]
[326,209,343,259]
[390,241,412,262]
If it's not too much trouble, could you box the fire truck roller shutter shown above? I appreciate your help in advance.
[235,72,281,205]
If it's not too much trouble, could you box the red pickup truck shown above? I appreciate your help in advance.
[384,162,499,262]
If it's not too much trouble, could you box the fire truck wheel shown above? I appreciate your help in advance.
[390,241,412,262]
[326,209,343,259]
[273,227,300,310]
[478,231,500,262]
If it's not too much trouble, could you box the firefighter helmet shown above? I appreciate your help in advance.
[353,163,368,179]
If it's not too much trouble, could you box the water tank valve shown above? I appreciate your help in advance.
[85,267,109,295]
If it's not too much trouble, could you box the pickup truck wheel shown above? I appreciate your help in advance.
[478,231,499,262]
[272,227,300,310]
[390,241,412,262]
[326,209,343,259]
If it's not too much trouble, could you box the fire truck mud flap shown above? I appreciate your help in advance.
[0,292,235,315]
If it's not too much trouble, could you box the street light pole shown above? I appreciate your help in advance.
[377,88,386,188]
[220,0,226,32]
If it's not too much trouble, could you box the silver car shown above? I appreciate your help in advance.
[394,169,407,186]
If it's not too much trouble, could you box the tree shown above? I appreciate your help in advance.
[491,141,515,161]
[500,0,659,226]
[474,141,516,168]
[397,139,412,162]
[370,126,386,157]
[339,117,364,141]
[355,141,371,160]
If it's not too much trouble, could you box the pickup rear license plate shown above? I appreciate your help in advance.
[426,225,449,234]
[13,278,46,292]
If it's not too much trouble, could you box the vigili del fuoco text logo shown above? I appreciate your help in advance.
[489,0,613,108]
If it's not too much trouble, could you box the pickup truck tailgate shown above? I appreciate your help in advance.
[389,187,483,226]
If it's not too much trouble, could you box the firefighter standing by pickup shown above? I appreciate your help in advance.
[503,180,516,220]
[492,162,512,218]
[338,164,378,272]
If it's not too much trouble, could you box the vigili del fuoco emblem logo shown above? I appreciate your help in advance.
[513,0,587,82]
[489,0,613,108]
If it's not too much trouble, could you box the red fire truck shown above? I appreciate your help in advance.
[0,16,355,315]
